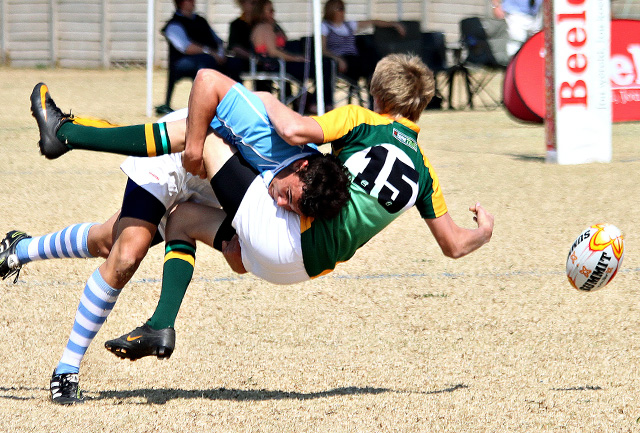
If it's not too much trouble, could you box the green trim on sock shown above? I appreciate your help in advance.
[57,122,172,157]
[158,122,170,155]
[165,240,196,256]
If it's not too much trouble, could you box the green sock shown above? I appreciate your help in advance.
[57,118,172,157]
[146,240,196,330]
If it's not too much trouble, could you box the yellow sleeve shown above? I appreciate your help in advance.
[311,105,392,144]
[429,168,448,218]
[418,142,448,218]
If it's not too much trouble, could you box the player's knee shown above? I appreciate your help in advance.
[165,205,194,240]
[110,243,149,276]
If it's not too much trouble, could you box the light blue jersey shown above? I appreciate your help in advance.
[210,83,319,178]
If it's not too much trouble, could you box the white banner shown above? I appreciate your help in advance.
[546,0,611,164]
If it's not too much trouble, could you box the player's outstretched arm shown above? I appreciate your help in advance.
[425,203,494,259]
[256,92,324,146]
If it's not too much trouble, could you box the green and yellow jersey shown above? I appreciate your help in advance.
[300,105,448,278]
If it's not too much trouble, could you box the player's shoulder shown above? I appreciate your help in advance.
[325,105,392,126]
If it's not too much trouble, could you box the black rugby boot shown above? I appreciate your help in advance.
[50,370,84,405]
[105,323,176,361]
[0,230,31,283]
[30,82,73,159]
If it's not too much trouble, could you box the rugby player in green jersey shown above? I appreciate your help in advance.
[8,54,492,380]
[105,53,493,360]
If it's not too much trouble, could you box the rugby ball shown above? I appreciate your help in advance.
[566,224,624,292]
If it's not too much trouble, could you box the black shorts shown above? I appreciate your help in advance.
[210,152,259,250]
[119,178,166,247]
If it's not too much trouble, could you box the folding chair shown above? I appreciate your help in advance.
[420,31,448,74]
[239,55,308,106]
[444,17,508,110]
[330,60,369,107]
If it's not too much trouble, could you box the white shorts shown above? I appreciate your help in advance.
[120,153,219,239]
[233,177,309,285]
[123,108,309,284]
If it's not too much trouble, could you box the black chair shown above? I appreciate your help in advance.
[372,23,448,74]
[445,17,508,110]
[420,31,448,109]
[374,22,447,110]
[420,31,448,74]
[373,20,422,58]
[290,36,361,110]
[330,60,369,107]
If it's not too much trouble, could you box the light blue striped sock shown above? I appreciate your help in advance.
[55,268,120,375]
[15,223,96,264]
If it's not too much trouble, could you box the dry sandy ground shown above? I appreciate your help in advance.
[0,67,639,432]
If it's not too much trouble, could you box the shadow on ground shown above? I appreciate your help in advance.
[508,153,545,163]
[2,383,601,405]
[90,384,468,404]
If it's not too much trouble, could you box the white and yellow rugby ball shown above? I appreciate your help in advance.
[566,224,624,292]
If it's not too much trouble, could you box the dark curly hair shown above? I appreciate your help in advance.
[296,153,351,220]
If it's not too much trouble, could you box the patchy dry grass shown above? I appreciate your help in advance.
[1,67,639,432]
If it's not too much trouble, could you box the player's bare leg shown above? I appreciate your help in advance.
[105,203,225,360]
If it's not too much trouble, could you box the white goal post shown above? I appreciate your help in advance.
[544,0,612,165]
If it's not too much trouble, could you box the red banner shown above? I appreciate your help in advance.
[504,19,640,123]
[610,20,640,122]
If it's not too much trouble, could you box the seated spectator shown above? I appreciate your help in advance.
[157,0,231,114]
[321,0,405,84]
[228,0,271,92]
[250,0,334,112]
[228,0,255,60]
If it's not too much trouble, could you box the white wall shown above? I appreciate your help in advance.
[1,0,638,68]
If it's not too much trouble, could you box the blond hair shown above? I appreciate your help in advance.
[369,53,435,122]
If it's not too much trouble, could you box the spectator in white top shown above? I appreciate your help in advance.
[159,0,239,113]
[491,0,543,58]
